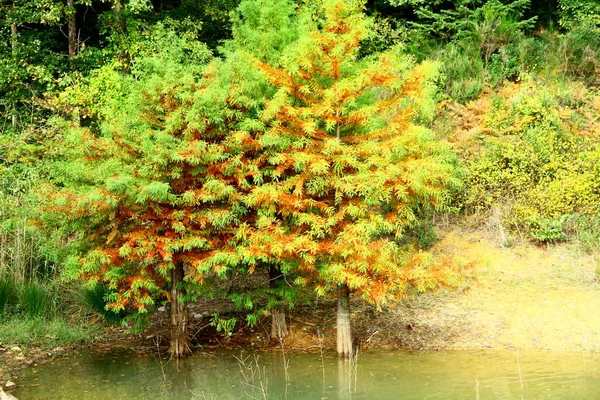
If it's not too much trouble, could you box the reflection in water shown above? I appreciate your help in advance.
[337,358,350,400]
[14,349,600,399]
[337,353,360,400]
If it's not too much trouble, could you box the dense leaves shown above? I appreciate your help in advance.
[239,0,461,306]
[446,80,600,242]
[0,0,598,356]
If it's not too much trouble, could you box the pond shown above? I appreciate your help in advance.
[13,348,600,399]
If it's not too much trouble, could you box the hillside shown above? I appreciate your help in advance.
[371,229,600,351]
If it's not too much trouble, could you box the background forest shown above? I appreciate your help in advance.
[0,0,599,357]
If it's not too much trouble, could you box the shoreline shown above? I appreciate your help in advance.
[3,228,599,391]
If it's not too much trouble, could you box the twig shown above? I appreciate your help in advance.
[318,329,326,400]
[516,350,524,392]
[153,336,171,385]
[234,353,269,400]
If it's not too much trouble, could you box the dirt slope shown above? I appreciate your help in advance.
[376,229,600,351]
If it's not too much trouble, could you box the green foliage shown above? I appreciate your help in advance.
[466,0,536,65]
[0,221,60,285]
[507,36,548,75]
[0,276,16,317]
[0,0,65,134]
[487,42,521,85]
[0,317,91,347]
[410,220,439,249]
[210,313,237,336]
[162,0,240,48]
[360,13,408,56]
[556,25,600,85]
[245,312,259,326]
[386,0,440,5]
[0,277,73,320]
[557,0,600,29]
[411,0,536,46]
[237,0,462,307]
[2,0,599,351]
[527,215,567,243]
[266,283,299,311]
[18,281,48,318]
[404,0,540,102]
[456,80,600,242]
[452,24,600,89]
[564,214,600,254]
[117,18,213,75]
[437,40,485,103]
[43,15,256,319]
[81,283,126,324]
[226,0,305,64]
[121,311,152,333]
[229,293,255,311]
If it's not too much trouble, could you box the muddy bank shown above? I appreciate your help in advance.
[0,343,69,392]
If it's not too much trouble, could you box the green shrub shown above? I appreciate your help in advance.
[413,220,438,250]
[527,215,567,243]
[557,0,600,30]
[516,36,549,74]
[439,41,485,103]
[0,276,16,317]
[0,317,91,347]
[558,25,600,85]
[18,281,48,318]
[456,80,600,242]
[564,214,600,253]
[488,43,522,85]
[360,13,407,56]
[81,283,125,324]
[400,219,439,250]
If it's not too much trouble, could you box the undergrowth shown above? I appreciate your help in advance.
[80,283,126,325]
[443,76,600,245]
[0,276,116,347]
[0,317,93,348]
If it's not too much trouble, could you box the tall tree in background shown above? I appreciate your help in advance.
[66,0,77,58]
[245,0,462,357]
[557,0,600,28]
[0,0,63,128]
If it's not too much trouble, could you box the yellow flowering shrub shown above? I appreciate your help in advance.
[448,80,600,242]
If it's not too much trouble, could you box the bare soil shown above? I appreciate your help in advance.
[394,229,600,352]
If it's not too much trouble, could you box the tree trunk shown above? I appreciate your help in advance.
[10,22,17,128]
[336,284,352,358]
[169,262,191,358]
[269,265,288,340]
[10,23,17,55]
[112,0,126,34]
[67,0,77,59]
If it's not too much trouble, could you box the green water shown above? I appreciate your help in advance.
[13,349,600,399]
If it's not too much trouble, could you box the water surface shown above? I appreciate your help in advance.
[14,348,600,399]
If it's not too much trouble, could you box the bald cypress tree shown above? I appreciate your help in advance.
[46,0,462,359]
[244,0,462,357]
[46,37,260,357]
[218,0,308,340]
